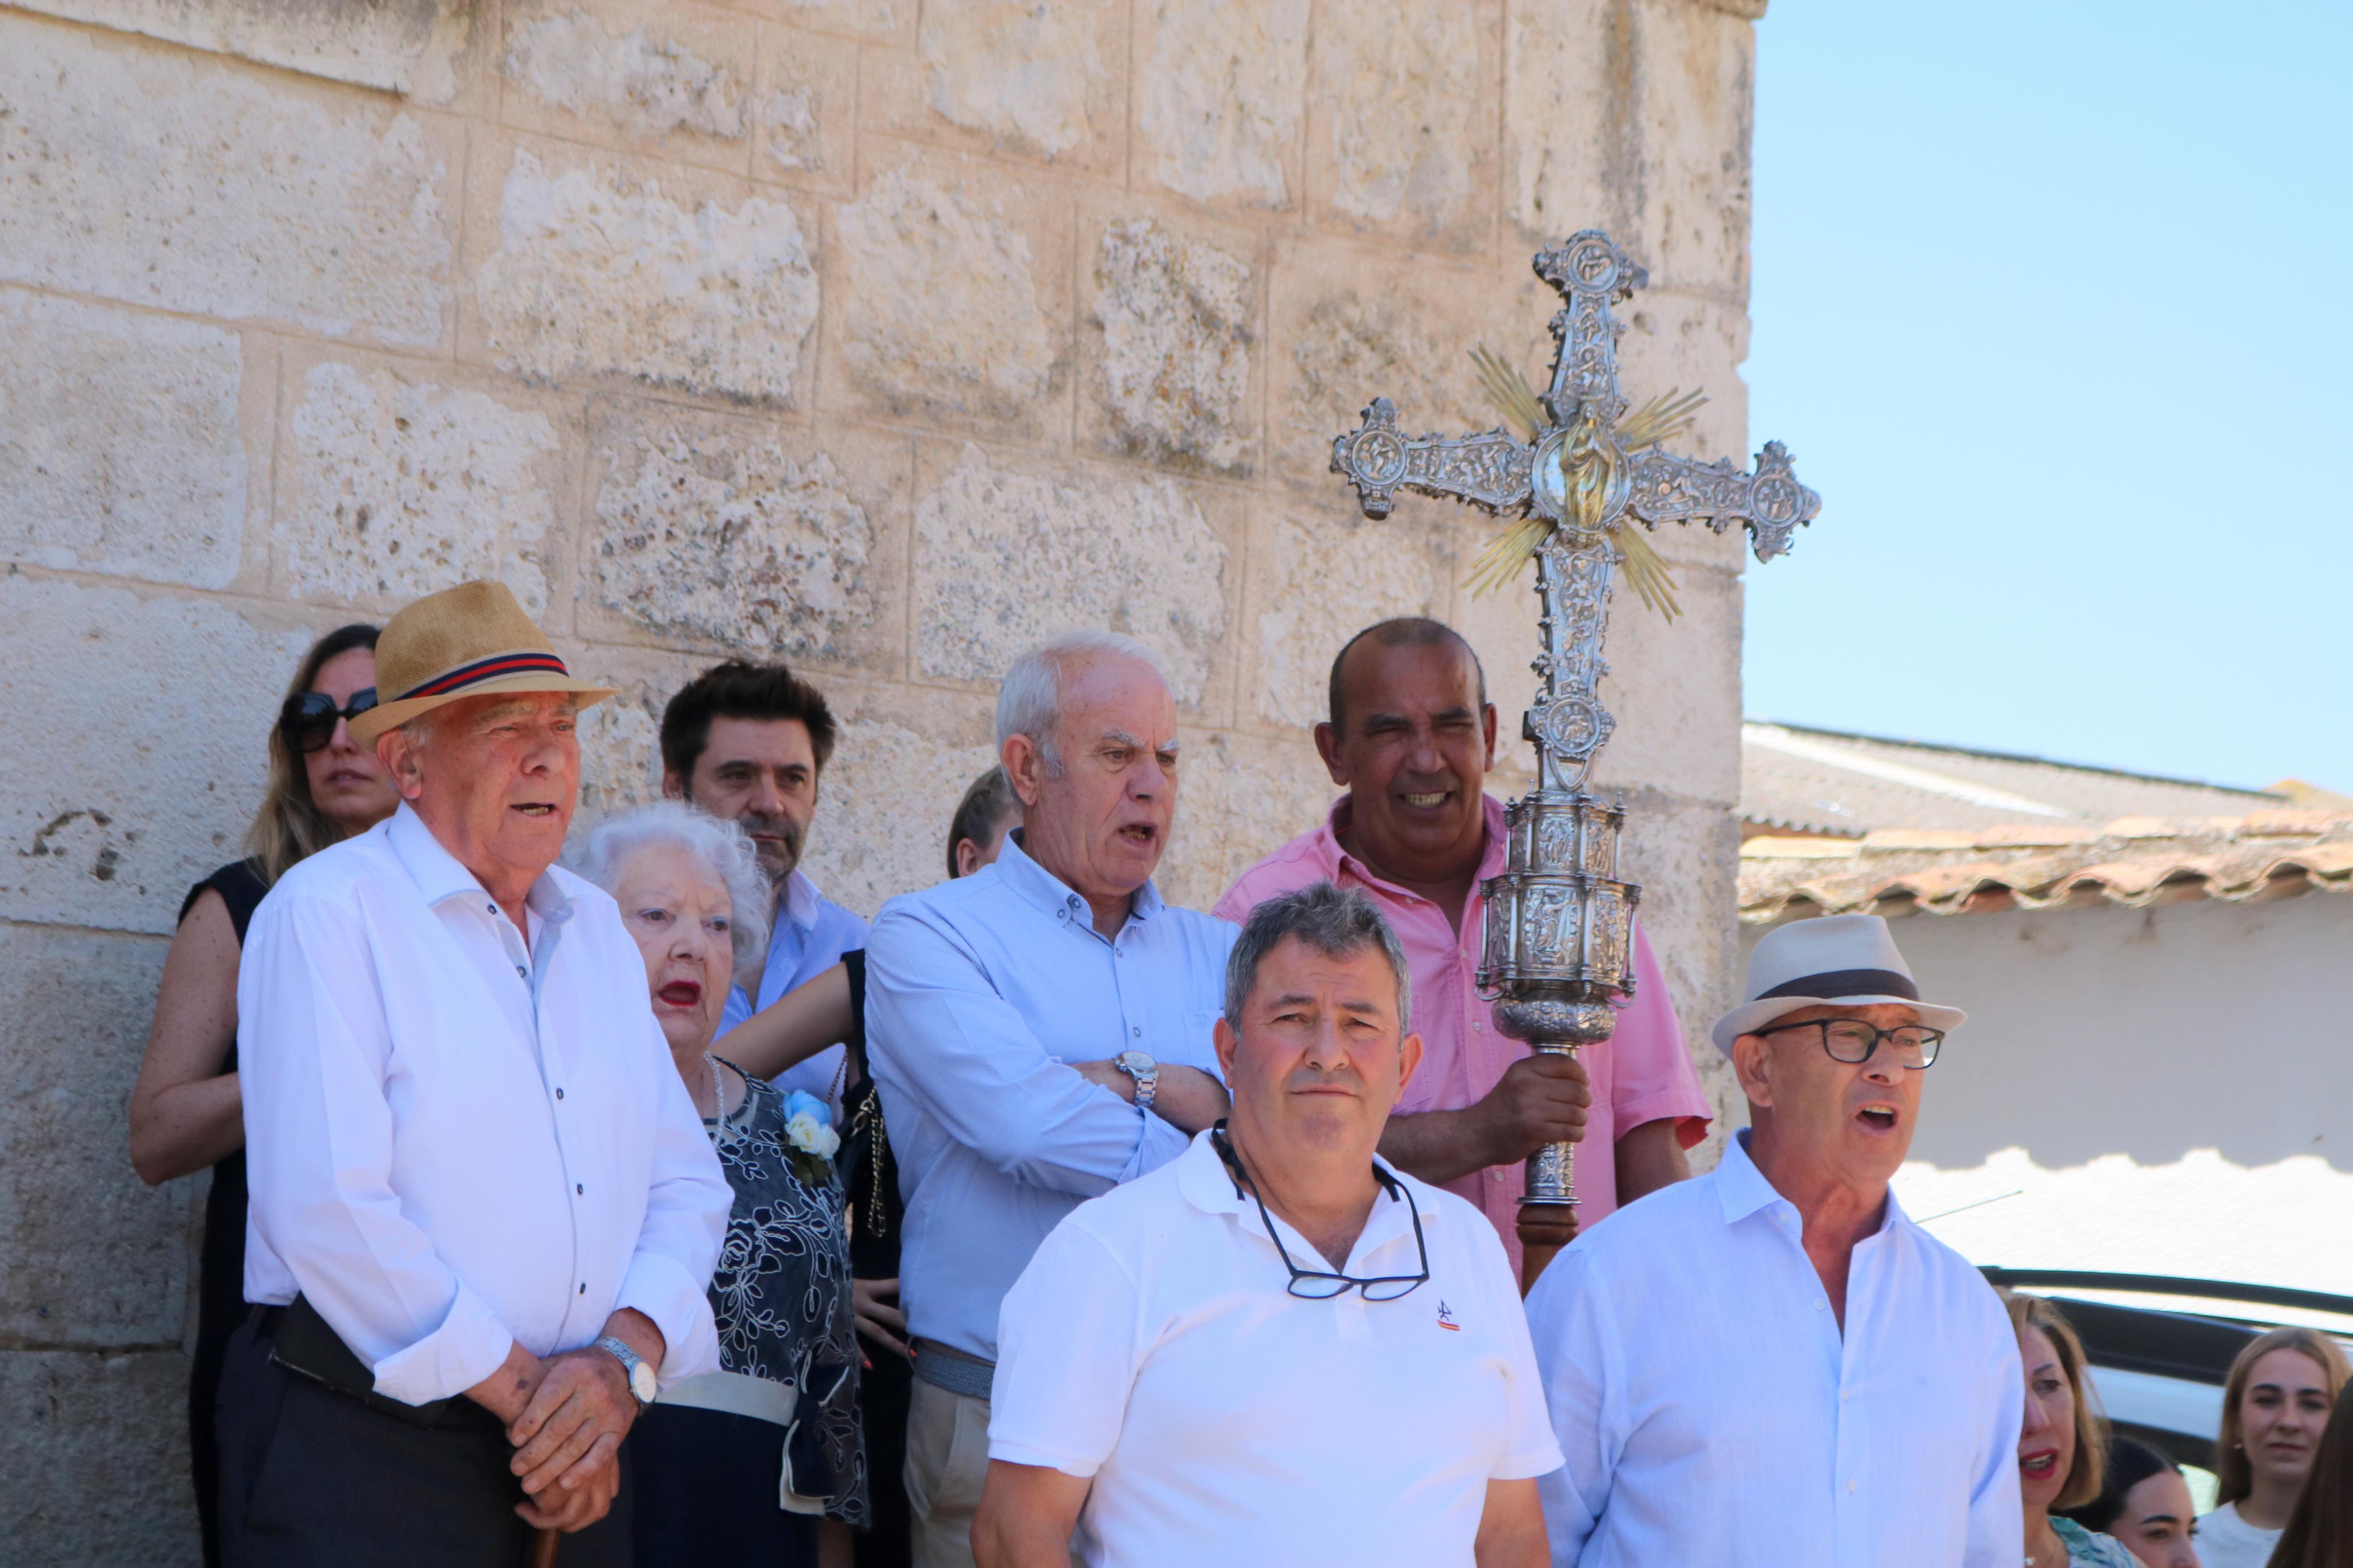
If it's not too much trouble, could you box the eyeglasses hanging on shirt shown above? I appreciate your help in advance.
[1210,1122,1429,1302]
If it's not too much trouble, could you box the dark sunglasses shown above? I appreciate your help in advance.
[279,688,378,753]
[1211,1123,1429,1302]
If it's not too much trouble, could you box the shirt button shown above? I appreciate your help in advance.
[576,1183,585,1196]
[1846,1479,1858,1494]
[556,1087,565,1101]
[579,1283,587,1296]
[1839,1389,1850,1402]
[516,965,527,977]
[1812,1297,1826,1311]
[1131,1026,1142,1037]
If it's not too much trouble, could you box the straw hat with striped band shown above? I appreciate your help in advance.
[347,580,615,745]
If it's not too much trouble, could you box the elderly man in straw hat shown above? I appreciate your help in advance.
[1524,914,2024,1567]
[216,581,732,1567]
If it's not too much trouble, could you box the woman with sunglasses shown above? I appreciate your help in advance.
[128,623,398,1568]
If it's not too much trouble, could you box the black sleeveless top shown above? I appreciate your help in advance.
[178,859,268,1362]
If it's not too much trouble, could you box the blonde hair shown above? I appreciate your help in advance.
[2004,1292,2109,1512]
[2215,1327,2351,1506]
[244,624,381,887]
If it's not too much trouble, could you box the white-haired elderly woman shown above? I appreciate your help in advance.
[572,801,866,1568]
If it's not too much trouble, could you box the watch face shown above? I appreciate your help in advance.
[1118,1050,1154,1074]
[630,1360,658,1403]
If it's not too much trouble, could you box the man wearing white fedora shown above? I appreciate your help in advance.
[217,580,732,1566]
[1524,913,2024,1567]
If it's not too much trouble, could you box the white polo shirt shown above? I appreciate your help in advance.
[989,1130,1563,1568]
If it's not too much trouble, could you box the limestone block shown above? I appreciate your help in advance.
[1580,562,1742,808]
[279,353,568,618]
[1081,215,1258,474]
[1156,728,1336,912]
[1611,786,1744,1143]
[855,0,1121,173]
[0,924,183,1346]
[0,578,308,936]
[828,149,1070,438]
[0,291,251,592]
[753,23,858,195]
[1305,0,1497,252]
[799,687,1000,917]
[709,0,915,51]
[0,1349,197,1566]
[1267,240,1533,487]
[582,400,908,669]
[10,0,474,102]
[0,17,457,349]
[913,445,1234,716]
[1135,0,1308,210]
[566,645,701,819]
[500,0,760,174]
[470,137,820,406]
[1247,504,1457,730]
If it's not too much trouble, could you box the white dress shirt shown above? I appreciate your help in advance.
[865,832,1235,1361]
[238,804,732,1406]
[1525,1130,2024,1568]
[715,866,868,1104]
[991,1132,1563,1568]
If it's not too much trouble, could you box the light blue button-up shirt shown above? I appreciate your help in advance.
[867,832,1237,1361]
[716,866,868,1102]
[1526,1130,2024,1567]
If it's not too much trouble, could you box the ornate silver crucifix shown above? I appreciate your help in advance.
[1331,230,1820,1289]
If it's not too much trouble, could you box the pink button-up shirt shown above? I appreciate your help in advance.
[1215,794,1711,1271]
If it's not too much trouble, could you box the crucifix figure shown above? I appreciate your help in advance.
[1330,230,1820,1289]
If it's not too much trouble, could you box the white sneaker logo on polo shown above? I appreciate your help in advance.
[1437,1300,1460,1331]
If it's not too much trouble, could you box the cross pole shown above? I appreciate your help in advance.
[1330,230,1820,1291]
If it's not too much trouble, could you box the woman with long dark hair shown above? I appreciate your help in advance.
[127,623,397,1566]
[2270,1388,2353,1568]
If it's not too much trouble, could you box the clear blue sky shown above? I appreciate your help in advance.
[1742,1,2353,793]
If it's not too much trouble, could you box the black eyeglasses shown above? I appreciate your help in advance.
[279,689,378,754]
[1759,1017,1944,1070]
[1211,1124,1429,1302]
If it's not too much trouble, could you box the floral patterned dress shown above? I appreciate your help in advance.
[705,1060,868,1527]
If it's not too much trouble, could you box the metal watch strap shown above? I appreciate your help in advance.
[1117,1051,1158,1112]
[593,1334,653,1406]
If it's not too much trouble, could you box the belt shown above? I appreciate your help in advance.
[911,1338,993,1402]
[251,1297,473,1430]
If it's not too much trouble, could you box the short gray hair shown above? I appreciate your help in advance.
[569,800,770,969]
[1224,881,1411,1027]
[994,630,1169,763]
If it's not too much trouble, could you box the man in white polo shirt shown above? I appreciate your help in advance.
[972,883,1558,1568]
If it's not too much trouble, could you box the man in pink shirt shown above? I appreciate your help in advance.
[1215,617,1710,1270]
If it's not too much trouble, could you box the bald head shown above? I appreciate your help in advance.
[1328,617,1486,734]
[1314,617,1497,890]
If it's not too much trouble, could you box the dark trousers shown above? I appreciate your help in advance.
[215,1310,633,1568]
[856,1348,914,1568]
[629,1403,818,1567]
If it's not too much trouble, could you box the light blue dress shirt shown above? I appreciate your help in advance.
[1525,1130,2024,1568]
[866,832,1236,1361]
[716,866,868,1102]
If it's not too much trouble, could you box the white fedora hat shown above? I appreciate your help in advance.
[1710,913,1965,1057]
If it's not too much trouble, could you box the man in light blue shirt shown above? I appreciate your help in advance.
[659,659,867,1101]
[867,630,1234,1568]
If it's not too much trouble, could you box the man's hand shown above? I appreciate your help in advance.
[1474,1052,1591,1164]
[1070,1058,1229,1135]
[853,1276,911,1363]
[505,1309,665,1528]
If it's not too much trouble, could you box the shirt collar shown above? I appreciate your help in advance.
[993,829,1165,927]
[774,867,822,933]
[1174,1128,1443,1230]
[1713,1128,1910,1235]
[1319,792,1511,897]
[384,801,576,927]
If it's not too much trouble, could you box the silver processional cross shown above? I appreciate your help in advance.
[1330,230,1820,1289]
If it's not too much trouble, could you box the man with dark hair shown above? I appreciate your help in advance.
[1215,616,1711,1274]
[661,660,865,1103]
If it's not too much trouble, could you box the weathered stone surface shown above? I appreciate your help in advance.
[585,403,895,660]
[1135,0,1308,209]
[801,705,1000,917]
[1585,563,1742,808]
[914,446,1231,709]
[754,24,857,189]
[1156,728,1335,912]
[1250,506,1456,728]
[12,0,472,101]
[1630,2,1755,296]
[572,660,682,819]
[473,143,819,403]
[281,358,564,616]
[832,158,1064,430]
[1088,219,1255,472]
[712,0,914,50]
[1,1348,198,1565]
[915,0,1117,162]
[1307,0,1493,248]
[1612,786,1743,1154]
[0,292,247,591]
[0,924,182,1346]
[0,578,308,936]
[0,18,456,348]
[501,1,757,171]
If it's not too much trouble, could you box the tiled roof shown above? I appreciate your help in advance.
[1739,810,2353,925]
[1741,722,2283,838]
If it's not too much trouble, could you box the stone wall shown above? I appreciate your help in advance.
[0,0,1763,1559]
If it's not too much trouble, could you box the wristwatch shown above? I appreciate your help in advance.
[594,1335,658,1407]
[1114,1049,1159,1112]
